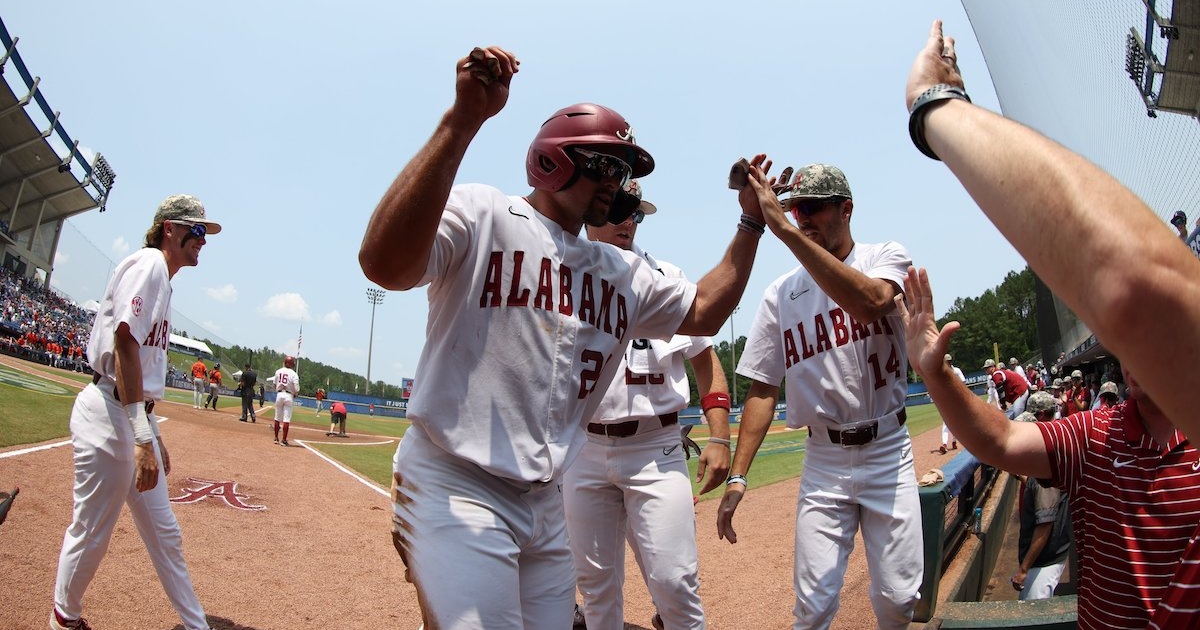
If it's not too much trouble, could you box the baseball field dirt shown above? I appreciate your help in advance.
[0,355,952,629]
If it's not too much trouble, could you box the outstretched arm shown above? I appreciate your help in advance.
[689,347,732,495]
[909,20,1200,439]
[716,379,777,543]
[359,47,519,291]
[898,266,1049,477]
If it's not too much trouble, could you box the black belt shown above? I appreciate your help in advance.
[92,373,155,413]
[816,409,907,447]
[587,412,678,438]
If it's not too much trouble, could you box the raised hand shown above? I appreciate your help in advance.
[905,20,966,109]
[895,266,960,380]
[453,46,520,125]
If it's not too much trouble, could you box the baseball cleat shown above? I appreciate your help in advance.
[651,613,664,630]
[572,604,586,628]
[50,609,93,629]
[281,440,289,446]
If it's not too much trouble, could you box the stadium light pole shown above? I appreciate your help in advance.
[729,307,739,407]
[366,287,386,396]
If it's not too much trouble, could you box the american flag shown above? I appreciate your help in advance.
[297,323,303,356]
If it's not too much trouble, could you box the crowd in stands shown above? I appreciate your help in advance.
[0,266,93,372]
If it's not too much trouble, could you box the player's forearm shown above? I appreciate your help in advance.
[777,229,899,323]
[113,326,145,407]
[679,232,760,336]
[729,382,776,475]
[922,364,1050,478]
[1021,523,1054,573]
[359,109,485,291]
[926,99,1200,437]
[691,349,732,439]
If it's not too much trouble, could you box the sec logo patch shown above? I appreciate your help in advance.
[131,296,143,316]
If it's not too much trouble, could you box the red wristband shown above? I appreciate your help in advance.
[701,392,731,412]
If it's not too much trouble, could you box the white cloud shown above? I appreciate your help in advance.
[257,293,310,321]
[329,346,365,358]
[205,284,238,304]
[54,251,71,266]
[112,236,130,257]
[201,320,223,333]
[320,310,343,326]
[278,340,301,356]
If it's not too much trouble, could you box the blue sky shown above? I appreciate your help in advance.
[2,2,1025,389]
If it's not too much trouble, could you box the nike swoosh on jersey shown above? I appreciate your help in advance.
[789,288,811,300]
[663,444,680,456]
[507,206,528,219]
[1192,459,1200,471]
[1113,458,1135,468]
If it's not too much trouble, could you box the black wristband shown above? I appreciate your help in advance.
[908,84,971,161]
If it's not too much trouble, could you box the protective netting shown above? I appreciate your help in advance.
[963,1,1200,363]
[962,1,1199,224]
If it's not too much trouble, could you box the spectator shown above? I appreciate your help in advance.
[1063,370,1090,416]
[1170,211,1188,241]
[1010,391,1071,601]
[1096,381,1120,409]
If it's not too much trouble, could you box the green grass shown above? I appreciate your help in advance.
[309,441,398,487]
[0,358,951,502]
[0,378,77,448]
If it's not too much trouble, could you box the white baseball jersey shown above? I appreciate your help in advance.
[951,366,966,383]
[591,247,711,421]
[86,247,173,400]
[406,184,695,482]
[737,241,911,428]
[273,367,299,395]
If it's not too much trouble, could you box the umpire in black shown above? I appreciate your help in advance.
[238,363,258,423]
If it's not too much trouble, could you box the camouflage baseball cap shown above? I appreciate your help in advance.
[1026,391,1057,416]
[153,194,222,234]
[777,163,853,202]
[623,179,657,215]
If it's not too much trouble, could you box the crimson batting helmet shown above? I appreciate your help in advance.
[526,103,654,192]
[284,356,296,368]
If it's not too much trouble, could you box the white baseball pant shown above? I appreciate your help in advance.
[392,425,575,630]
[793,413,923,630]
[1019,562,1066,601]
[54,384,209,630]
[274,392,294,423]
[563,422,704,630]
[1005,390,1031,420]
[192,379,204,408]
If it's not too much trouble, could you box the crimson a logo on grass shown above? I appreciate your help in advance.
[170,477,266,511]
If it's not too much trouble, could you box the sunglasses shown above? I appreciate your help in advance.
[630,209,645,224]
[573,148,632,185]
[170,221,208,239]
[788,199,840,221]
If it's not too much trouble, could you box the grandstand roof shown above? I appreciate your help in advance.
[1157,0,1200,118]
[0,16,114,247]
[169,334,213,358]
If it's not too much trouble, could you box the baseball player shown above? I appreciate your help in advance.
[717,163,923,629]
[314,387,325,415]
[359,46,774,629]
[940,353,966,453]
[327,400,348,437]
[203,362,223,410]
[189,357,207,409]
[564,180,732,630]
[51,194,219,630]
[983,358,1030,419]
[272,356,299,446]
